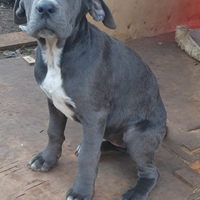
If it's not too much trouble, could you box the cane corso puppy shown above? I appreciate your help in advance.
[14,0,167,199]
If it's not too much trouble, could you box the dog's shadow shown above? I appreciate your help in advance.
[99,152,137,182]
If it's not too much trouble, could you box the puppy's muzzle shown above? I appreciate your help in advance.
[37,2,56,18]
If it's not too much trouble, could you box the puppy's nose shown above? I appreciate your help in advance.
[37,2,56,17]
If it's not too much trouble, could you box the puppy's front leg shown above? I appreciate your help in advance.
[29,98,67,172]
[66,110,108,200]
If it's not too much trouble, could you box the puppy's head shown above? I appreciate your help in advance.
[14,0,116,39]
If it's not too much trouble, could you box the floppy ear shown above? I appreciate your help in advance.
[89,0,116,29]
[13,0,27,25]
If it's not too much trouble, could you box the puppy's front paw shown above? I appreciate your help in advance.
[28,151,59,172]
[66,187,93,200]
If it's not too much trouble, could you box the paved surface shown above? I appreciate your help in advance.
[0,32,37,50]
[0,33,200,200]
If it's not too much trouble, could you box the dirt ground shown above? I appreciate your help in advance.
[0,2,19,34]
[0,2,36,59]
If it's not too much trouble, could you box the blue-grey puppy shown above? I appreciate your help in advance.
[14,0,167,199]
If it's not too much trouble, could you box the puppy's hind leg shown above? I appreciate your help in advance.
[120,122,166,200]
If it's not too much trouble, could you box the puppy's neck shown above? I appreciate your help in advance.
[40,36,64,68]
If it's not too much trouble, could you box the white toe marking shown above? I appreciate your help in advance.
[76,144,81,153]
[67,196,74,200]
[31,162,37,171]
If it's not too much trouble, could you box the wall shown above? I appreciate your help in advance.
[87,0,200,41]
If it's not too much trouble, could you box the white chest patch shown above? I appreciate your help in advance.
[40,36,75,120]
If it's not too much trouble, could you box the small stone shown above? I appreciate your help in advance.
[3,50,15,56]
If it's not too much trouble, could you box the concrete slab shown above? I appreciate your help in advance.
[0,34,199,200]
[174,167,200,188]
[0,32,37,50]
